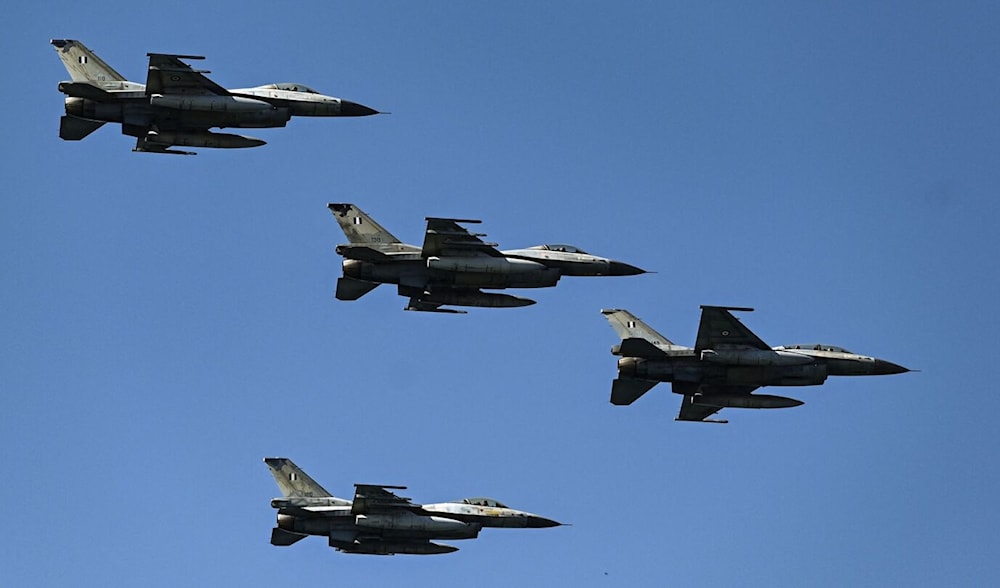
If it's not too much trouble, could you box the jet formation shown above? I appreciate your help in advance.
[47,38,917,560]
[602,306,911,423]
[328,203,646,313]
[50,39,379,154]
[264,458,561,555]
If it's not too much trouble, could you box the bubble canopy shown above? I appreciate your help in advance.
[778,344,853,353]
[525,244,588,254]
[456,497,509,508]
[257,83,322,94]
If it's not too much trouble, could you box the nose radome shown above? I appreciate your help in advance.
[608,261,646,276]
[526,516,562,528]
[873,359,910,375]
[339,100,380,116]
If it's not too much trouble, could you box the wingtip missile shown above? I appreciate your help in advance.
[700,305,755,312]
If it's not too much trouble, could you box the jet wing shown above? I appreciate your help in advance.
[145,52,229,96]
[677,396,726,423]
[405,297,466,314]
[694,306,769,352]
[673,383,759,423]
[421,217,502,258]
[351,484,420,514]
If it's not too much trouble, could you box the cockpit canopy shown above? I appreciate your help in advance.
[257,83,322,94]
[526,244,588,254]
[457,497,509,508]
[779,344,853,353]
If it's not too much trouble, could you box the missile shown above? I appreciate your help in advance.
[143,130,265,149]
[346,541,459,555]
[693,393,804,409]
[419,290,535,308]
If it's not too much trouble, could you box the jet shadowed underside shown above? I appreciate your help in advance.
[264,458,562,555]
[328,203,646,313]
[50,39,380,154]
[602,306,912,423]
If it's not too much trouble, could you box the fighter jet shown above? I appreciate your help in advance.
[602,306,912,424]
[328,203,646,313]
[50,39,380,154]
[264,458,562,555]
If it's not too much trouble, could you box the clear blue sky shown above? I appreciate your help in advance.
[3,2,999,586]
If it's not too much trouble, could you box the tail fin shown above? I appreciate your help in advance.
[328,203,402,245]
[50,39,128,86]
[601,309,686,351]
[264,458,341,499]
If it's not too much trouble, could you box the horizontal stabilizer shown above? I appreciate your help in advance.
[57,81,115,102]
[336,244,389,262]
[611,378,658,405]
[336,276,380,301]
[59,115,105,141]
[618,337,669,358]
[270,527,307,547]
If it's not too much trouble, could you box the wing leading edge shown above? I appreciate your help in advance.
[351,484,418,514]
[694,306,768,352]
[421,217,502,258]
[145,52,229,96]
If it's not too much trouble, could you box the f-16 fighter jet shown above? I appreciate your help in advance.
[328,203,646,313]
[264,458,562,555]
[602,306,911,424]
[50,39,380,154]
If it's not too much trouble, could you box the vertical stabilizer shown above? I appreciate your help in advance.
[50,39,128,85]
[264,457,339,499]
[601,308,687,350]
[328,203,403,245]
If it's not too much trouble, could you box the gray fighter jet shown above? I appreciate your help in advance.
[602,306,911,423]
[264,458,562,555]
[328,203,646,313]
[50,39,379,154]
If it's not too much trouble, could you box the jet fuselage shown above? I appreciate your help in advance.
[271,497,559,555]
[60,84,372,134]
[615,347,908,390]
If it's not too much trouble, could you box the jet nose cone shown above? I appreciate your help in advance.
[873,359,910,375]
[608,261,646,276]
[526,516,562,528]
[339,100,380,116]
